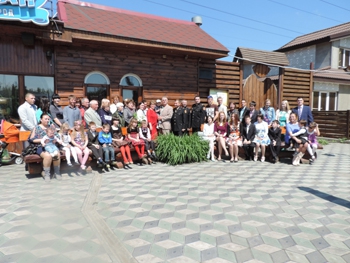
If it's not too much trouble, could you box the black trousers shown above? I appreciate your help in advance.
[192,127,201,133]
[173,130,183,136]
[269,143,281,159]
[144,140,155,152]
[242,143,255,160]
[88,145,103,160]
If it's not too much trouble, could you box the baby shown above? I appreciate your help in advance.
[41,127,62,160]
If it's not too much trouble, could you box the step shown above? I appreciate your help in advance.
[183,241,217,262]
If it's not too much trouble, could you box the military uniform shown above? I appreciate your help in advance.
[181,106,191,135]
[191,103,206,133]
[171,107,186,136]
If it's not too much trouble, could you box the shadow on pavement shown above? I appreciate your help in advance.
[298,186,350,209]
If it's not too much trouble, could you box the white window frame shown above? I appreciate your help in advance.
[339,48,350,68]
[84,71,110,85]
[314,91,338,111]
[119,73,142,86]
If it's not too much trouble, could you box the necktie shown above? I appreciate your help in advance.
[298,107,302,119]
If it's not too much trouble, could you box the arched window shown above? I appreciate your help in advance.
[120,74,142,86]
[119,73,142,103]
[84,71,110,105]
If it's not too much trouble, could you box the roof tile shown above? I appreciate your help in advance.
[58,0,228,54]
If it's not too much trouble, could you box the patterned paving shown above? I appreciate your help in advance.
[0,143,349,263]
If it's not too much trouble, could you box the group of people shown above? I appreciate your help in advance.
[17,92,319,182]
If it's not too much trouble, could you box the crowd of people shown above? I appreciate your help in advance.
[17,92,319,182]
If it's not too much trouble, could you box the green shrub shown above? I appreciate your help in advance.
[318,138,329,146]
[156,134,209,165]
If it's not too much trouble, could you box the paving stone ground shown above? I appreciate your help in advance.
[0,143,349,263]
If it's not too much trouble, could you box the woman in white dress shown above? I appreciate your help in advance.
[253,114,270,162]
[202,115,216,161]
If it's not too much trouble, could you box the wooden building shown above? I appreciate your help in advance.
[0,0,240,121]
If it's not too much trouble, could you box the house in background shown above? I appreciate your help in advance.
[276,22,350,111]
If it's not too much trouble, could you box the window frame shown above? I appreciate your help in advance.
[313,91,338,111]
[339,48,350,68]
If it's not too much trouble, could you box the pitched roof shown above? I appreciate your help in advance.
[234,47,289,66]
[314,67,350,82]
[277,22,350,51]
[57,0,229,56]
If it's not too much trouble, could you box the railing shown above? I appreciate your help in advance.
[313,110,350,139]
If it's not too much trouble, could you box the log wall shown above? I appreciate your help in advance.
[55,41,200,106]
[313,110,350,139]
[198,60,241,104]
[280,68,313,109]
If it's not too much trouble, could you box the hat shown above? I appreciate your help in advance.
[156,99,161,103]
[116,102,124,108]
[207,95,213,99]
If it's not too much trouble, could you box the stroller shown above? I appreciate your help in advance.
[0,120,24,166]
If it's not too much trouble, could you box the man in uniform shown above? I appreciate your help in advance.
[181,99,191,135]
[191,96,206,133]
[171,100,185,136]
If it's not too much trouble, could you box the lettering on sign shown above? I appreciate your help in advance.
[0,0,49,26]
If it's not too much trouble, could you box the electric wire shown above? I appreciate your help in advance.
[143,0,294,39]
[319,0,350,13]
[266,0,344,23]
[179,0,305,34]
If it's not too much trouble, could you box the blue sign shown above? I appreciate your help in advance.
[0,0,49,26]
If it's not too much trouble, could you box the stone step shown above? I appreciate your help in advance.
[183,241,217,262]
[170,228,200,244]
[114,225,141,241]
[150,239,183,260]
[124,238,151,257]
[218,243,253,263]
[200,229,231,246]
[132,216,159,229]
[158,217,186,231]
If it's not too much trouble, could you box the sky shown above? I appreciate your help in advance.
[50,0,349,61]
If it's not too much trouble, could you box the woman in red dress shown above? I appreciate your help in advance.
[147,100,158,140]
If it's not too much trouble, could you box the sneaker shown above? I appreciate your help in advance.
[67,163,73,167]
[106,164,110,168]
[309,158,314,165]
[80,165,86,170]
[286,146,294,151]
[261,157,265,162]
[125,164,133,169]
[55,174,62,180]
[111,161,117,167]
[254,156,258,162]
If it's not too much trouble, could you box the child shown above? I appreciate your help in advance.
[290,119,309,166]
[98,124,117,167]
[59,123,79,166]
[111,118,133,169]
[127,118,147,164]
[70,120,90,170]
[240,116,256,161]
[268,120,281,163]
[139,120,156,163]
[41,126,62,160]
[87,122,108,168]
[307,122,320,164]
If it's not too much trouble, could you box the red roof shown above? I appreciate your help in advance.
[57,0,229,55]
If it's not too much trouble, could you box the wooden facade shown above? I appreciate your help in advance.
[313,110,350,139]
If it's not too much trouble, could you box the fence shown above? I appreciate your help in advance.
[313,110,350,139]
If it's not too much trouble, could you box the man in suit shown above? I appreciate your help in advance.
[292,97,313,125]
[172,100,186,136]
[244,101,258,124]
[268,120,282,163]
[84,100,102,128]
[181,99,191,135]
[239,99,248,122]
[241,116,256,161]
[18,93,37,132]
[158,97,173,135]
[191,96,206,133]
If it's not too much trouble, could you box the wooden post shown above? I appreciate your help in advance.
[278,67,284,107]
[239,62,243,103]
[347,110,350,139]
[309,62,314,107]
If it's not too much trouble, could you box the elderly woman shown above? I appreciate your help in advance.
[123,99,136,127]
[29,113,61,182]
[49,94,64,128]
[98,99,113,126]
[112,102,125,127]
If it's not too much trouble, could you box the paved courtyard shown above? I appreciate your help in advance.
[0,143,350,263]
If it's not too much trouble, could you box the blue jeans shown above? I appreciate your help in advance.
[102,145,115,162]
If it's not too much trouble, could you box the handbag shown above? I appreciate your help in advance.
[22,144,39,156]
